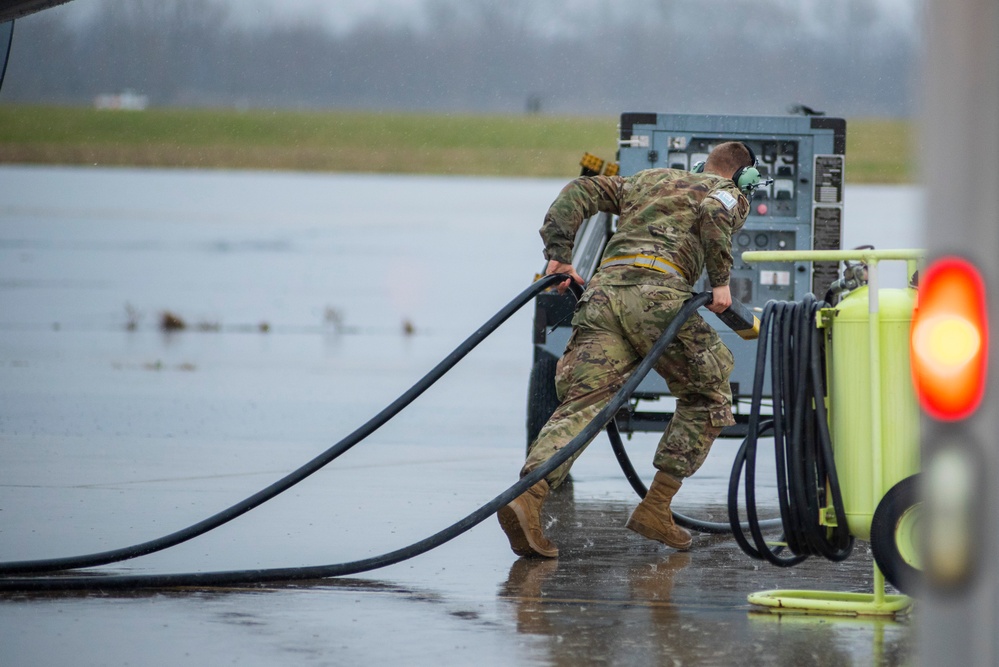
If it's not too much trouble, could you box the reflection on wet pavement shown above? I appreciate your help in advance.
[496,486,913,666]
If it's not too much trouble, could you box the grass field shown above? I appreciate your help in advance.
[0,105,914,182]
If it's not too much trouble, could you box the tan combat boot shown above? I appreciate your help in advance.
[626,471,692,550]
[497,479,559,558]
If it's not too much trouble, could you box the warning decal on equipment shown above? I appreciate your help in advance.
[710,190,738,210]
[760,270,791,286]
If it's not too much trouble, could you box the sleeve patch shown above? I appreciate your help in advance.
[710,190,738,210]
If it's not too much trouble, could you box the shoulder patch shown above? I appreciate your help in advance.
[710,190,738,210]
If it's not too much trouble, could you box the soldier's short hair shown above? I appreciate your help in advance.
[705,142,754,175]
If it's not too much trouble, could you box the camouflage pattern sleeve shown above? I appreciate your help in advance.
[540,175,625,263]
[699,187,749,287]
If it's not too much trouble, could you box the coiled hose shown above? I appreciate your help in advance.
[727,295,854,566]
[0,287,711,591]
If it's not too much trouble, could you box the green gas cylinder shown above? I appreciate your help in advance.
[827,286,920,541]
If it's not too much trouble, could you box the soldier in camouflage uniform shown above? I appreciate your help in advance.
[497,142,752,558]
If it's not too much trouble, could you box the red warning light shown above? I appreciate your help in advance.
[911,257,989,421]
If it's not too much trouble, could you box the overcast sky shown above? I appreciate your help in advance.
[51,0,429,32]
[50,0,922,36]
[203,0,922,35]
[98,0,435,34]
[54,0,923,32]
[234,0,427,32]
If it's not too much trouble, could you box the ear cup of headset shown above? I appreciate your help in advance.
[732,165,746,188]
[733,142,759,195]
[735,166,761,195]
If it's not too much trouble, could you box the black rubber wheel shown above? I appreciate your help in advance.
[526,353,560,452]
[870,474,921,595]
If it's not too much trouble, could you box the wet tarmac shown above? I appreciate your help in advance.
[0,438,914,666]
[0,167,921,665]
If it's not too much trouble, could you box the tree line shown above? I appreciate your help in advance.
[2,0,918,117]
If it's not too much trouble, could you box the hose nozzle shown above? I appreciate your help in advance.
[714,297,761,340]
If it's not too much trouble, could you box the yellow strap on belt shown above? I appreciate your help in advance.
[599,254,687,281]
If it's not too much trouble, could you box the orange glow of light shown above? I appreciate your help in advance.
[911,257,989,421]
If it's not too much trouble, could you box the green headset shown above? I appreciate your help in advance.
[690,142,767,197]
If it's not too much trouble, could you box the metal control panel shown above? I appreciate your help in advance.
[617,112,846,401]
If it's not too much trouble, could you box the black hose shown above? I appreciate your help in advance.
[727,296,853,566]
[0,291,710,592]
[607,418,783,534]
[0,274,580,577]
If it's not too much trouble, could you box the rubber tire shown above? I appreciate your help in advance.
[526,354,560,452]
[870,474,921,596]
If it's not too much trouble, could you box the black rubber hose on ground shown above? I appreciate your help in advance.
[606,420,783,535]
[727,297,853,567]
[0,274,581,577]
[0,292,712,592]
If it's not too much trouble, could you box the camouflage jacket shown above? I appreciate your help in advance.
[540,169,749,287]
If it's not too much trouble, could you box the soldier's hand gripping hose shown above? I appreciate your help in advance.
[544,259,585,294]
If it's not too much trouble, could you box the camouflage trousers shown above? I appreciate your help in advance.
[522,281,735,488]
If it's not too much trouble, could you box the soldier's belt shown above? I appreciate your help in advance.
[599,254,687,281]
